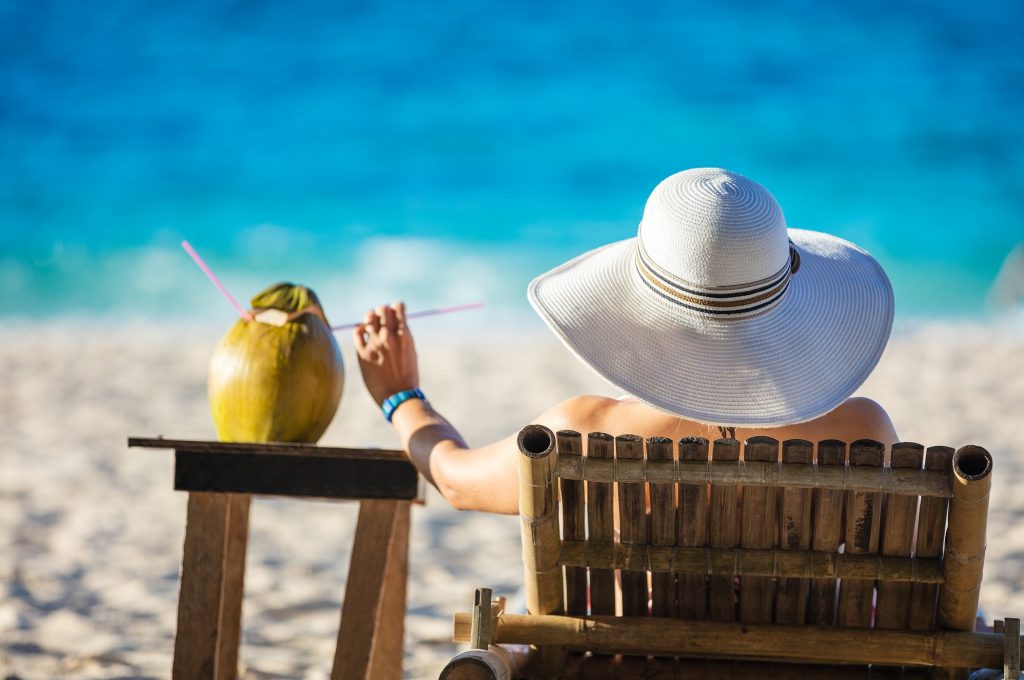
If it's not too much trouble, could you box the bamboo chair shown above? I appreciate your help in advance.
[442,425,1022,679]
[128,437,423,680]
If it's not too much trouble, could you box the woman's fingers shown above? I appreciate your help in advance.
[366,308,381,334]
[393,301,407,332]
[382,305,398,336]
[353,323,368,353]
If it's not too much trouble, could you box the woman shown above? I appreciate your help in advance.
[354,168,898,514]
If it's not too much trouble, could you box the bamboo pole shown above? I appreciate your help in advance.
[775,439,813,624]
[808,439,846,626]
[677,437,709,620]
[556,457,950,496]
[739,437,779,623]
[561,655,931,679]
[838,440,885,627]
[647,437,677,618]
[557,541,943,582]
[937,445,993,632]
[616,435,648,616]
[909,446,954,630]
[470,587,494,650]
[518,425,562,616]
[876,443,924,630]
[451,613,1014,669]
[517,425,565,678]
[709,438,740,622]
[1006,617,1021,680]
[557,431,587,616]
[586,432,616,616]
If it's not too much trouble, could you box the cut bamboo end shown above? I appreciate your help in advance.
[952,445,993,487]
[470,587,494,650]
[518,424,555,459]
[440,648,513,680]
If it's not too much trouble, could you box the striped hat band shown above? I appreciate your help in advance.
[635,237,801,317]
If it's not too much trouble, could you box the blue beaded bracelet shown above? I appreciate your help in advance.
[382,387,425,423]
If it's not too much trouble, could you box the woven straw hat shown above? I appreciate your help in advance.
[528,168,894,427]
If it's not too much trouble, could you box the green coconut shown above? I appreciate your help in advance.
[208,282,343,443]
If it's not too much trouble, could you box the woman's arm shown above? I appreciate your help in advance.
[353,302,522,514]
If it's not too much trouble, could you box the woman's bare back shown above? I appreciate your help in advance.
[545,395,899,451]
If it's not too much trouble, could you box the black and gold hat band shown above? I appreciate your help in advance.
[635,239,800,316]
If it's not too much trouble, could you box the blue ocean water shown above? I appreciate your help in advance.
[1,0,1022,324]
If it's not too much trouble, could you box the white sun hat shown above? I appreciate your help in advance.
[528,167,894,427]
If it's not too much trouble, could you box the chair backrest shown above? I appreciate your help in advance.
[516,425,993,649]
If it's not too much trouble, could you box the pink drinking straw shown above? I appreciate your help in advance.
[180,240,253,321]
[331,301,484,331]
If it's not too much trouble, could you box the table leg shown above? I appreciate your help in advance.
[216,493,250,680]
[332,500,411,680]
[174,492,230,680]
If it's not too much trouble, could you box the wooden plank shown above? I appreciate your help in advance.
[173,492,229,680]
[130,436,406,461]
[808,439,846,626]
[647,437,677,618]
[876,443,924,630]
[586,433,616,615]
[616,435,648,616]
[332,500,410,680]
[367,500,410,680]
[555,456,951,497]
[557,431,587,616]
[452,613,1013,669]
[709,438,740,622]
[677,437,710,620]
[774,440,813,624]
[739,436,778,623]
[173,450,419,501]
[216,494,250,680]
[837,440,885,627]
[908,446,954,630]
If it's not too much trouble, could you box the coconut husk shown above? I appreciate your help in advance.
[207,282,343,444]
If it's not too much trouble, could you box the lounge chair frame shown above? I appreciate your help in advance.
[445,425,1022,679]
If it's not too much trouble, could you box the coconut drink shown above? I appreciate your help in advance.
[207,282,343,443]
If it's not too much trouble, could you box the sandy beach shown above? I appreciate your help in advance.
[1,318,1023,679]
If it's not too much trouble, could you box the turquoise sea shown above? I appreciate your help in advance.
[2,0,1022,325]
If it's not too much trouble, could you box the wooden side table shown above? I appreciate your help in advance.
[129,437,423,680]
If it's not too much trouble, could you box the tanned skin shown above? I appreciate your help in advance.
[355,302,899,515]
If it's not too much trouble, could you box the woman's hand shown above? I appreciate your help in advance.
[353,302,420,406]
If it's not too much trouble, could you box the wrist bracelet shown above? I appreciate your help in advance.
[382,387,425,423]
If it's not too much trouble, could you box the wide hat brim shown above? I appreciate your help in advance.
[528,228,894,427]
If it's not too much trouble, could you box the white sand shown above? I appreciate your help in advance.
[1,319,1022,678]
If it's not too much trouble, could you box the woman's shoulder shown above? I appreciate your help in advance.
[828,396,891,422]
[539,394,622,433]
[814,397,898,445]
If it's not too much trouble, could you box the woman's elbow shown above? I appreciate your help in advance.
[436,480,472,511]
